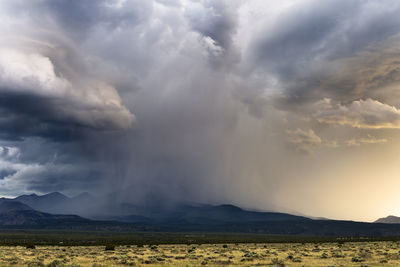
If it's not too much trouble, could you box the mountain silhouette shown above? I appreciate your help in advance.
[3,192,400,236]
[0,200,86,226]
[375,215,400,224]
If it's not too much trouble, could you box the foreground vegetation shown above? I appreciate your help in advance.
[2,241,400,266]
[1,231,400,266]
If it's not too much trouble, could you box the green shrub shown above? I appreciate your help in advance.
[26,243,36,249]
[105,244,115,251]
[270,258,285,267]
[351,256,364,262]
[46,260,63,267]
[292,257,302,262]
[27,261,44,267]
[321,252,329,258]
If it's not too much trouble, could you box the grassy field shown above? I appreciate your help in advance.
[1,230,399,246]
[1,231,400,266]
[1,241,400,266]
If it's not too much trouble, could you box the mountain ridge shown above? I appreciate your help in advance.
[2,192,400,236]
[375,215,400,224]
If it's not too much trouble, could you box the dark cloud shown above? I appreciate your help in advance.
[0,94,87,142]
[0,168,17,180]
[0,0,239,200]
[186,0,238,50]
[23,0,153,40]
[250,0,400,107]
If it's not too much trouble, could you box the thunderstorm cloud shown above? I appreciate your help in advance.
[1,0,400,221]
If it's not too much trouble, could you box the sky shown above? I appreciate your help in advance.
[1,0,400,222]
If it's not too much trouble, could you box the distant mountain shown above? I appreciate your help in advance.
[111,203,311,224]
[12,192,104,217]
[4,192,319,224]
[15,192,69,203]
[0,201,33,213]
[180,204,310,224]
[5,192,400,236]
[14,192,70,214]
[0,200,86,226]
[375,215,400,224]
[0,199,145,230]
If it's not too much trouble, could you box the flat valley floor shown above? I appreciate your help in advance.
[1,241,400,266]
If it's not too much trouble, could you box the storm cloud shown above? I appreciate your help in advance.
[1,0,400,221]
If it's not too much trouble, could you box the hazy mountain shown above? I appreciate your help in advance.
[0,201,33,213]
[0,200,86,226]
[0,199,145,230]
[14,192,70,214]
[12,191,306,224]
[178,204,310,223]
[108,204,311,224]
[12,192,104,217]
[375,216,400,224]
[5,192,400,236]
[15,192,69,203]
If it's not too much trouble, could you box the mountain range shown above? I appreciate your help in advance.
[0,199,86,227]
[375,215,400,224]
[1,192,400,236]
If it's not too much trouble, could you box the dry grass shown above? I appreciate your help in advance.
[1,241,400,266]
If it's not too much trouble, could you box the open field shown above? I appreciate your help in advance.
[1,241,400,266]
[1,230,400,246]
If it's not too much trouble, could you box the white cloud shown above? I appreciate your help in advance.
[347,135,388,146]
[0,47,135,130]
[314,98,400,129]
[0,48,69,96]
[0,146,20,160]
[286,128,322,153]
[286,128,387,152]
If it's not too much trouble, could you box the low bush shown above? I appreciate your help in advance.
[105,244,115,251]
[26,243,36,249]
